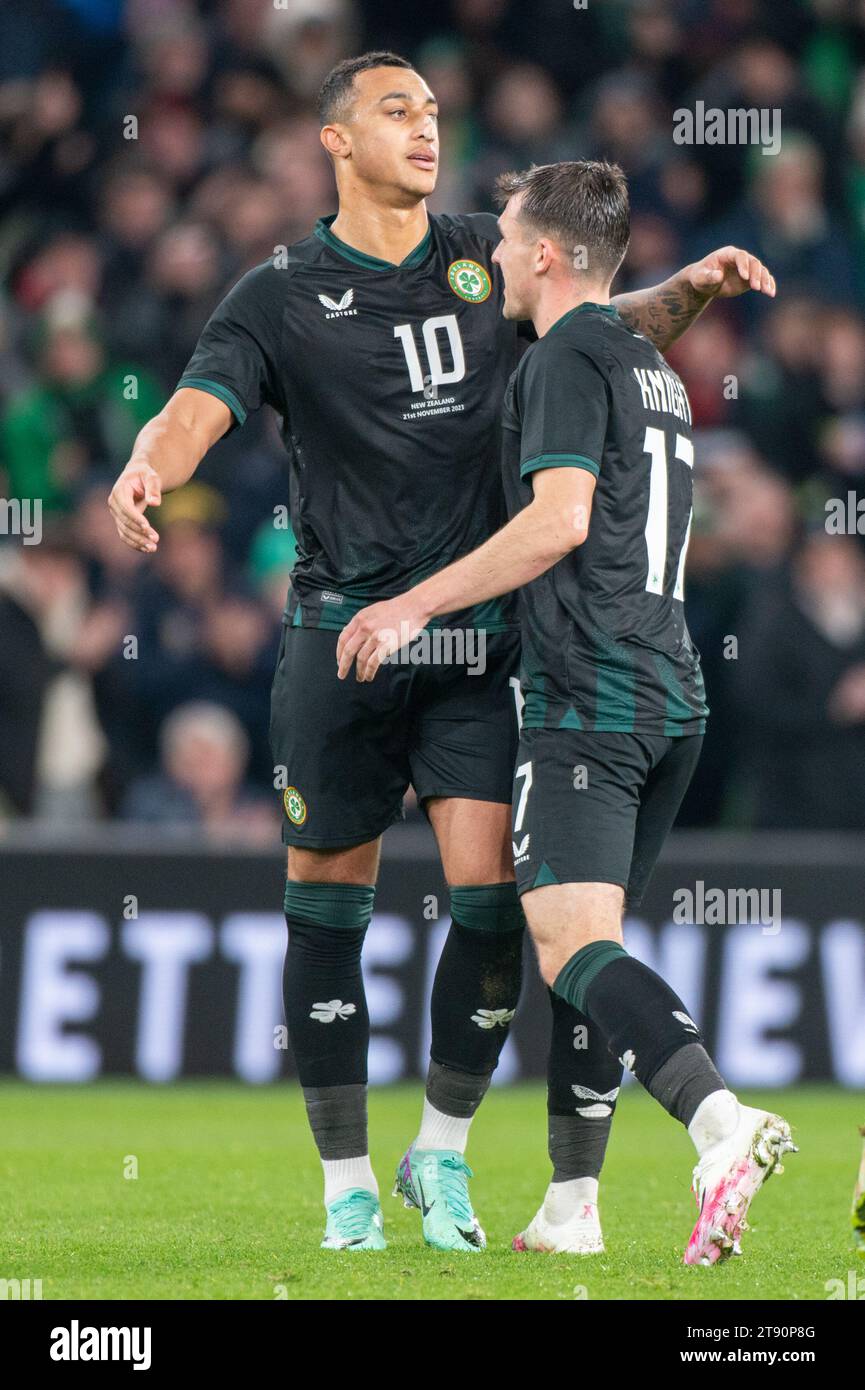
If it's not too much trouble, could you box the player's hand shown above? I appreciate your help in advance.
[108,463,162,552]
[687,246,776,302]
[337,595,429,682]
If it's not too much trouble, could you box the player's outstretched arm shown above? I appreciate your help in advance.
[336,467,596,683]
[612,246,776,352]
[108,387,232,552]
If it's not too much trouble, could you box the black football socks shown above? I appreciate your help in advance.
[283,880,377,1200]
[553,940,725,1127]
[417,883,524,1152]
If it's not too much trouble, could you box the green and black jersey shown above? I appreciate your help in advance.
[177,212,523,633]
[502,302,708,736]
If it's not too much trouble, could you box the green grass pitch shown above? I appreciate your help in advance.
[0,1082,858,1301]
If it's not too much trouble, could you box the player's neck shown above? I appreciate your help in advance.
[329,196,430,266]
[533,284,611,337]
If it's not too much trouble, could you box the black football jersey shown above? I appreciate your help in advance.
[502,302,708,735]
[177,212,523,632]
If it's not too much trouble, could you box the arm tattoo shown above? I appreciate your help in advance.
[612,278,710,352]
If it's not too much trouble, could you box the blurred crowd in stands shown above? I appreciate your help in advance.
[2,0,865,839]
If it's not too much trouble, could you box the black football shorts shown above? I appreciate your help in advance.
[511,728,703,905]
[270,623,521,847]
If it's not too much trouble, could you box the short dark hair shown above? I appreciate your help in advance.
[494,160,630,279]
[318,51,415,125]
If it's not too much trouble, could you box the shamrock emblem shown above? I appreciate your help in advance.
[310,999,357,1023]
[470,1007,516,1029]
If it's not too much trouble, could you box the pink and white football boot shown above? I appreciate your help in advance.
[684,1102,797,1266]
[512,1184,604,1255]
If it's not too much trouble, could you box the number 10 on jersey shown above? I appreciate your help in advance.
[394,316,466,392]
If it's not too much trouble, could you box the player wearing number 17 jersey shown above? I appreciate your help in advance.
[338,160,797,1265]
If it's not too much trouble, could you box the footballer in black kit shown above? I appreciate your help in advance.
[177,211,523,845]
[501,299,708,901]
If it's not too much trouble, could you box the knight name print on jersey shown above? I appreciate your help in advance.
[633,366,692,424]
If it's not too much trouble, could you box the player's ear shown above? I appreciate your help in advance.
[321,123,350,161]
[535,237,554,275]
